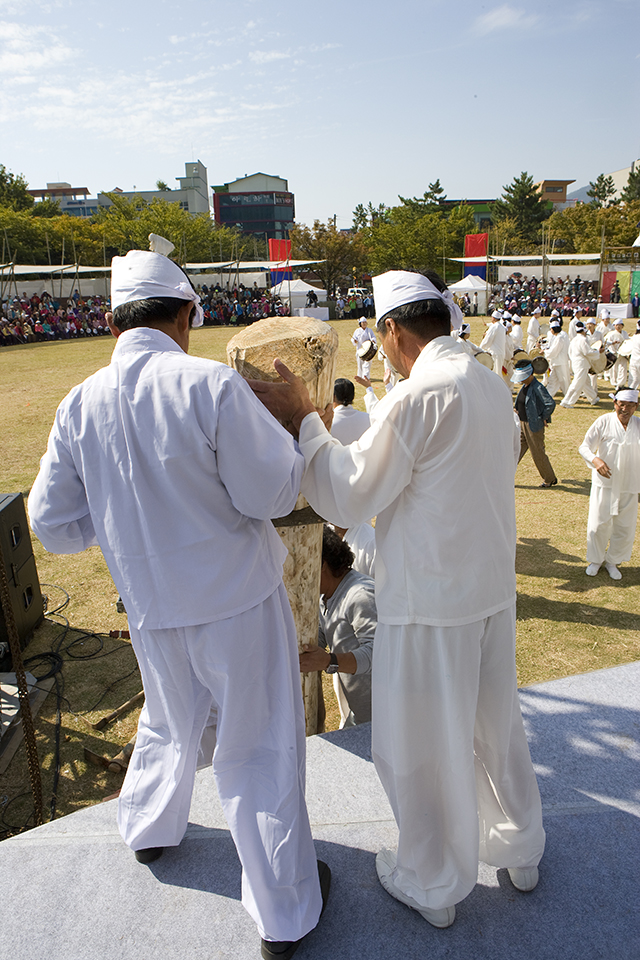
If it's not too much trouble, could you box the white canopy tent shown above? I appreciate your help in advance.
[447,274,488,314]
[270,278,327,311]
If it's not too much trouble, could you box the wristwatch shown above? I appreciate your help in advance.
[325,652,340,674]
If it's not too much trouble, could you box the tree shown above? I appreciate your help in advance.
[352,201,390,231]
[620,167,640,204]
[31,198,62,218]
[289,219,367,295]
[587,174,617,208]
[492,171,551,240]
[0,164,34,212]
[398,179,447,215]
[155,180,171,192]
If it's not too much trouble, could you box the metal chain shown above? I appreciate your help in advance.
[0,521,43,828]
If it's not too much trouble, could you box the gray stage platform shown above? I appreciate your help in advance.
[2,662,639,960]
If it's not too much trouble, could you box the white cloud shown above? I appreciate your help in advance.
[249,50,290,64]
[475,5,538,35]
[0,20,72,75]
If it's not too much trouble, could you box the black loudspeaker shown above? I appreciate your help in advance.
[0,493,44,671]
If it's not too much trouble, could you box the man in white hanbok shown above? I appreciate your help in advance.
[561,322,604,408]
[480,311,507,378]
[351,317,377,378]
[605,320,629,389]
[542,320,571,396]
[27,249,327,957]
[526,308,542,352]
[251,270,545,930]
[580,389,640,580]
[627,325,640,389]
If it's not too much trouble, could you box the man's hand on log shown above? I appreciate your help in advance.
[249,359,325,438]
[299,644,330,673]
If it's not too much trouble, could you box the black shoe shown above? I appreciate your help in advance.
[261,860,331,960]
[539,479,558,488]
[134,847,164,864]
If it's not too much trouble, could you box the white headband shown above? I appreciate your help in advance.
[611,390,639,403]
[372,270,463,326]
[111,250,203,327]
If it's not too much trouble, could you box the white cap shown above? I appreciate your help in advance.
[111,249,203,327]
[372,270,463,325]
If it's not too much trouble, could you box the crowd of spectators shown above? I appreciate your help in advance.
[0,281,297,346]
[487,274,602,318]
[1,290,111,345]
[195,282,291,325]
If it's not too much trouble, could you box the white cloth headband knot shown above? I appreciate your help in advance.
[610,390,639,403]
[372,270,464,327]
[111,249,203,327]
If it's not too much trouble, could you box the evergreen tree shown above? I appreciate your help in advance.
[620,166,640,204]
[398,179,447,215]
[492,172,551,239]
[0,164,34,212]
[587,173,617,208]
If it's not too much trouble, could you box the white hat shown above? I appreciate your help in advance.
[492,310,503,320]
[111,249,203,327]
[532,307,541,315]
[372,270,463,325]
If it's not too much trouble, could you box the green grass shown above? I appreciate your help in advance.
[1,318,639,828]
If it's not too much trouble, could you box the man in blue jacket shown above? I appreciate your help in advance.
[513,358,558,487]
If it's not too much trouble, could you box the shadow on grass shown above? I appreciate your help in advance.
[516,537,640,592]
[516,591,640,630]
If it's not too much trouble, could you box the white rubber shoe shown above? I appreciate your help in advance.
[585,563,601,576]
[375,849,456,928]
[508,866,539,892]
[605,562,622,580]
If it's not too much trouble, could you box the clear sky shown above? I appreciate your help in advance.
[1,0,639,229]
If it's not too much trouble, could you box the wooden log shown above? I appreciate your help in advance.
[227,316,339,735]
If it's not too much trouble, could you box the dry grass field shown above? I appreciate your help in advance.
[1,316,639,834]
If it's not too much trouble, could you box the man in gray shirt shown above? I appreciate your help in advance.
[300,526,376,726]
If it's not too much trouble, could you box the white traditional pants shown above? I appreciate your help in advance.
[372,605,545,911]
[563,365,599,405]
[546,362,571,397]
[586,486,639,565]
[117,584,322,943]
[356,352,372,379]
[489,351,505,379]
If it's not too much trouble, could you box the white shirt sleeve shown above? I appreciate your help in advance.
[28,405,99,554]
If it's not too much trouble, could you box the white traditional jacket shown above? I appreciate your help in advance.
[28,327,303,630]
[299,337,519,627]
[579,412,640,513]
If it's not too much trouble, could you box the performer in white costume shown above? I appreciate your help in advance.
[560,322,604,408]
[542,320,571,396]
[250,269,545,930]
[351,317,377,378]
[27,248,328,957]
[526,309,542,352]
[480,311,507,378]
[605,320,629,389]
[579,389,640,580]
[627,324,640,389]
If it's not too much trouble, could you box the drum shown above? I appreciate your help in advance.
[474,351,494,370]
[617,339,633,359]
[512,349,531,366]
[531,356,549,375]
[589,349,608,375]
[357,341,378,362]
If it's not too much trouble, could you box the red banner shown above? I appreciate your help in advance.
[268,239,291,262]
[464,233,488,258]
[601,271,615,302]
